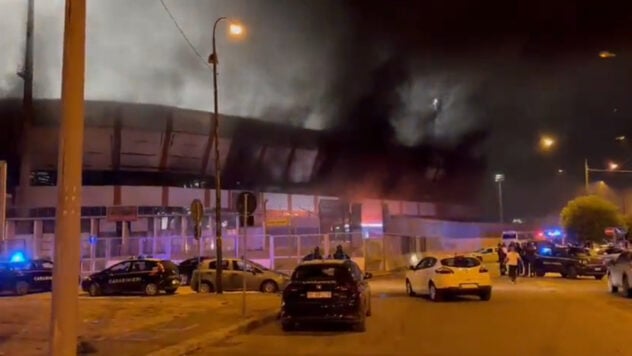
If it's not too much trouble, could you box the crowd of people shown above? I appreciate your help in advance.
[497,241,538,283]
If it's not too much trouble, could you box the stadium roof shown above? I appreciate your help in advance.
[25,99,321,185]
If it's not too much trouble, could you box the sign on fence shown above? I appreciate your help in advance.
[266,217,290,227]
[106,206,138,222]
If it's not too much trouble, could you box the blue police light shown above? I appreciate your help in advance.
[88,235,97,245]
[546,229,562,237]
[540,247,552,255]
[10,251,26,263]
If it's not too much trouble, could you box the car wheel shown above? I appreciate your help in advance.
[351,320,366,332]
[565,266,578,279]
[260,280,278,293]
[594,274,604,280]
[429,282,442,302]
[15,281,29,296]
[623,275,632,298]
[144,283,159,296]
[198,281,214,293]
[405,279,415,296]
[480,290,492,301]
[88,282,101,297]
[608,275,619,293]
[165,288,177,295]
[281,321,295,332]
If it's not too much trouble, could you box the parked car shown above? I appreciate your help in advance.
[190,258,290,293]
[81,257,181,296]
[534,246,605,279]
[280,259,372,332]
[607,251,632,297]
[177,256,212,285]
[405,254,492,301]
[471,247,499,263]
[0,258,54,295]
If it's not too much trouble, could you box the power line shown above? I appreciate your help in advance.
[159,0,209,68]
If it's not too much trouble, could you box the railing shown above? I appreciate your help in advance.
[1,233,426,276]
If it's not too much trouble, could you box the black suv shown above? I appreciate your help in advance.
[81,258,181,296]
[0,259,54,295]
[535,246,605,279]
[280,259,372,332]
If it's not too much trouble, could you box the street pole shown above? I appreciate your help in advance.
[241,194,247,317]
[0,161,7,252]
[497,181,504,223]
[210,17,227,294]
[584,159,590,194]
[49,1,86,355]
[18,0,34,216]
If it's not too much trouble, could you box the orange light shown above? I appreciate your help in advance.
[599,51,616,58]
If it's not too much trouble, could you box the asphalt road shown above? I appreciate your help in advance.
[193,275,632,356]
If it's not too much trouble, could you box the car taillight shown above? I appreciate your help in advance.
[479,266,488,273]
[435,267,454,274]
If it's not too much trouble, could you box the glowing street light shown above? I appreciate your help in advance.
[229,22,244,37]
[615,135,626,142]
[599,50,616,59]
[539,135,555,150]
[494,173,505,223]
[557,169,564,174]
[609,162,619,171]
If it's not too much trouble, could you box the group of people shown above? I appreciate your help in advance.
[302,245,350,261]
[497,241,538,283]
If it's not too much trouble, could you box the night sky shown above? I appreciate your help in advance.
[1,0,632,220]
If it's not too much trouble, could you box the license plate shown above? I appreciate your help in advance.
[460,283,478,289]
[307,291,332,299]
[595,267,602,271]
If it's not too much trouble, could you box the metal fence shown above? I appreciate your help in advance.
[1,232,426,276]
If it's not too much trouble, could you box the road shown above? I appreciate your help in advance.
[193,275,632,356]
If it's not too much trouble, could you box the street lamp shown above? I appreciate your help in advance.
[609,162,619,171]
[209,17,244,294]
[539,135,555,151]
[584,159,632,194]
[494,173,505,223]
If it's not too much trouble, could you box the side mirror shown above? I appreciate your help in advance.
[364,272,372,280]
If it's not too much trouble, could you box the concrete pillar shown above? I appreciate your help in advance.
[152,217,160,255]
[121,221,129,256]
[181,215,189,254]
[33,219,42,258]
[269,235,275,270]
[89,218,98,236]
[323,233,330,257]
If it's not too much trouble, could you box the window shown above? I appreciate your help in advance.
[415,257,437,269]
[131,261,153,272]
[441,257,481,268]
[292,264,353,283]
[207,260,229,270]
[233,260,255,272]
[109,262,131,273]
[350,263,363,281]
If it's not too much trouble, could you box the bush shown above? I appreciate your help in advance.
[560,195,624,243]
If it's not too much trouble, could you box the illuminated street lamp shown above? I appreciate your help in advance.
[609,162,619,171]
[539,135,555,150]
[599,50,616,59]
[209,17,245,294]
[615,136,626,142]
[494,173,505,223]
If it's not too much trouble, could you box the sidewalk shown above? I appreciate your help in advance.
[0,292,280,356]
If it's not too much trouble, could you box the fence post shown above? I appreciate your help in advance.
[296,234,301,263]
[269,234,275,270]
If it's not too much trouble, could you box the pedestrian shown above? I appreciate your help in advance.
[497,243,507,276]
[505,246,522,284]
[303,246,323,261]
[332,245,350,260]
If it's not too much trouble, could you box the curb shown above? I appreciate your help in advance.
[146,310,279,356]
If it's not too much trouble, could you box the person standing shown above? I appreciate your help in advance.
[497,243,507,276]
[505,246,522,284]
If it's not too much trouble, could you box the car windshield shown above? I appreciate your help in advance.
[292,264,353,283]
[441,257,481,268]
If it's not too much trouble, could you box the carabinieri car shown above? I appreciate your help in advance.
[81,257,181,296]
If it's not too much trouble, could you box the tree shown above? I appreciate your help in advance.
[560,195,624,243]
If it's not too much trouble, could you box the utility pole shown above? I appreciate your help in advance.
[584,159,589,194]
[494,173,505,223]
[18,0,35,215]
[49,1,86,355]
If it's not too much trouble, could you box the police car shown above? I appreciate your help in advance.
[81,257,181,296]
[0,258,54,295]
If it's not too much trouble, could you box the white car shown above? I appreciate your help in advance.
[607,251,632,297]
[405,254,492,302]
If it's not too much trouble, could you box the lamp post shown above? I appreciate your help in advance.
[208,17,243,294]
[494,173,505,223]
[584,159,632,194]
